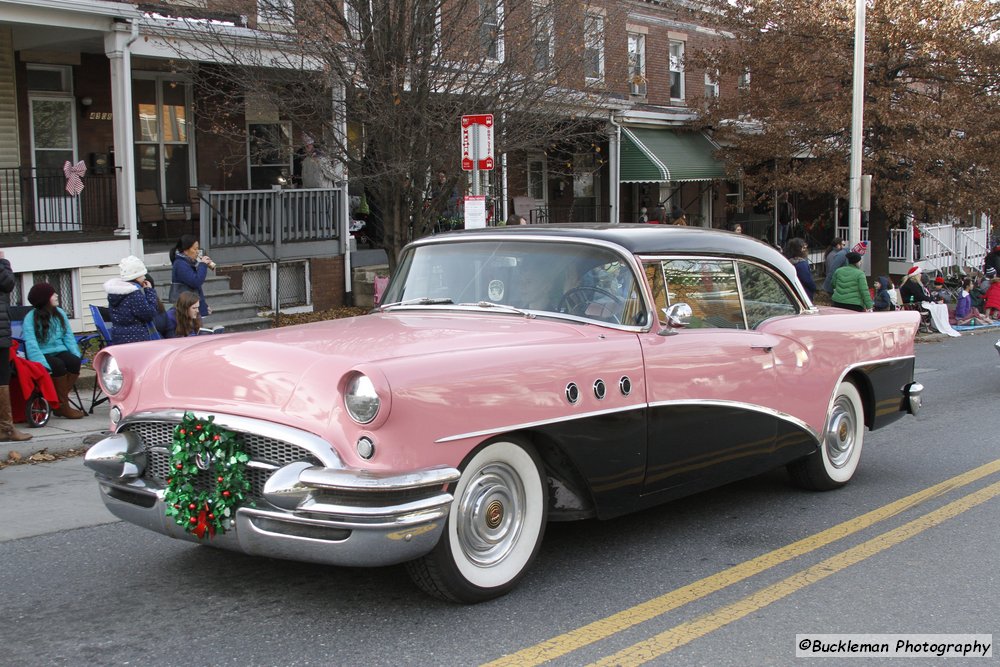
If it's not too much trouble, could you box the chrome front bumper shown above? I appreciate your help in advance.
[87,429,460,567]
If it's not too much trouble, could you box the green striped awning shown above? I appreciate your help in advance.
[620,127,726,183]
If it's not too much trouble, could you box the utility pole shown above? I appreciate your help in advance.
[848,0,867,250]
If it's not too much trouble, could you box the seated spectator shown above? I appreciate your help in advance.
[954,278,991,325]
[983,271,1000,320]
[930,276,953,304]
[22,283,85,419]
[899,265,933,306]
[105,256,160,345]
[872,276,897,311]
[163,291,203,338]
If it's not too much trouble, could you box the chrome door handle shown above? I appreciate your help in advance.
[750,345,773,352]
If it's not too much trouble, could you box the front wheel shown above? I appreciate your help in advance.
[406,438,547,603]
[788,381,865,490]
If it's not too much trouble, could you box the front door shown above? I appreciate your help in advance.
[639,257,781,496]
[29,95,79,231]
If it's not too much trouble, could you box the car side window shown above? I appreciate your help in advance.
[652,258,745,329]
[738,262,799,328]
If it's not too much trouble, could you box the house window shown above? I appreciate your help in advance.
[532,1,554,73]
[248,123,293,189]
[584,13,605,82]
[628,32,646,96]
[258,0,293,25]
[527,156,545,200]
[669,41,685,100]
[705,71,719,98]
[25,65,72,93]
[133,76,192,208]
[480,0,502,61]
[738,69,751,89]
[28,269,75,318]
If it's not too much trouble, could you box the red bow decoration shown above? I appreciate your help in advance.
[63,160,86,196]
[192,502,216,539]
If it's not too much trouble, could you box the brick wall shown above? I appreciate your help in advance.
[311,256,345,309]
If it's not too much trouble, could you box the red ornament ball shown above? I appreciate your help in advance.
[196,425,203,430]
[189,516,197,524]
[173,504,180,509]
[208,513,215,520]
[188,503,196,510]
[175,463,183,470]
[217,476,224,482]
[179,429,186,435]
[222,490,231,498]
[213,434,220,441]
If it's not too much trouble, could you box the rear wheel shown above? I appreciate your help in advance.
[788,381,864,490]
[406,438,547,603]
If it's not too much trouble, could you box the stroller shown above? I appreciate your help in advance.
[8,341,56,428]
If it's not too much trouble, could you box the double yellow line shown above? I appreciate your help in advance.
[484,458,1000,667]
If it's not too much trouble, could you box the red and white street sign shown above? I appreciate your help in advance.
[461,114,494,171]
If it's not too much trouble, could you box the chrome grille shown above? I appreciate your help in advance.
[122,420,322,501]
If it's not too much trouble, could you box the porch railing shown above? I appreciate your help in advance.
[836,223,988,270]
[0,167,119,236]
[201,186,342,247]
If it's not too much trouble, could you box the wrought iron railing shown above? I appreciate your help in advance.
[0,167,119,236]
[527,204,611,224]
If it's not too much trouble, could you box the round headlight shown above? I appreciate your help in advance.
[100,355,124,396]
[345,374,380,424]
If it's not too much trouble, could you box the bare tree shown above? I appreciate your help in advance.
[152,0,629,268]
[687,0,1000,276]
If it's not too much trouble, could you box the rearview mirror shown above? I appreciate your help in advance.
[658,303,692,336]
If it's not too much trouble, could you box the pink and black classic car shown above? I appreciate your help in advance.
[85,225,923,603]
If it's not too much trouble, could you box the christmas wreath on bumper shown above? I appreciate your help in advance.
[164,412,252,539]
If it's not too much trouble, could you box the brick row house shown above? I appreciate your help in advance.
[0,0,754,332]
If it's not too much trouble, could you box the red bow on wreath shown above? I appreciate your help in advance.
[192,502,216,539]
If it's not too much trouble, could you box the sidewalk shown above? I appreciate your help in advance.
[0,385,111,462]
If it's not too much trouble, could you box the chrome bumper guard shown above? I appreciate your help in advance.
[904,381,924,416]
[88,431,460,567]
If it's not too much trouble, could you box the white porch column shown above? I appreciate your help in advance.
[105,22,139,256]
[608,117,619,224]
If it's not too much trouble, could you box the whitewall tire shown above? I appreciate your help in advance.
[789,381,865,491]
[406,437,547,603]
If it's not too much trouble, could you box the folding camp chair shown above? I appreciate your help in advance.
[86,304,114,412]
[10,305,92,414]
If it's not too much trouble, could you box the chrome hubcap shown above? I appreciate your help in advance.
[456,462,525,567]
[825,395,857,469]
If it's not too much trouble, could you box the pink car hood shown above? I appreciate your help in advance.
[124,311,602,424]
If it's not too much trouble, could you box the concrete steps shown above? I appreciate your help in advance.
[145,265,273,333]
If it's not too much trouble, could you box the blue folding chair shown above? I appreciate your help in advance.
[86,304,114,413]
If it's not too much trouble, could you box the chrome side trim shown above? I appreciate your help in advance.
[829,355,917,421]
[298,466,459,491]
[435,403,646,443]
[646,398,819,441]
[120,410,343,468]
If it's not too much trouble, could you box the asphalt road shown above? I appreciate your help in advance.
[1,332,998,666]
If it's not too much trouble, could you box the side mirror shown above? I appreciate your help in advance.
[658,303,692,335]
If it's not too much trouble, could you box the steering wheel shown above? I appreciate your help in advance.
[557,286,624,323]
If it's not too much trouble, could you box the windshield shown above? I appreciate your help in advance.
[382,240,648,326]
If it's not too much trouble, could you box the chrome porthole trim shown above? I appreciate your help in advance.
[593,379,606,400]
[565,383,580,404]
[619,376,632,396]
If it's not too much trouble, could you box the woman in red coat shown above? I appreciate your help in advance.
[983,267,1000,319]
